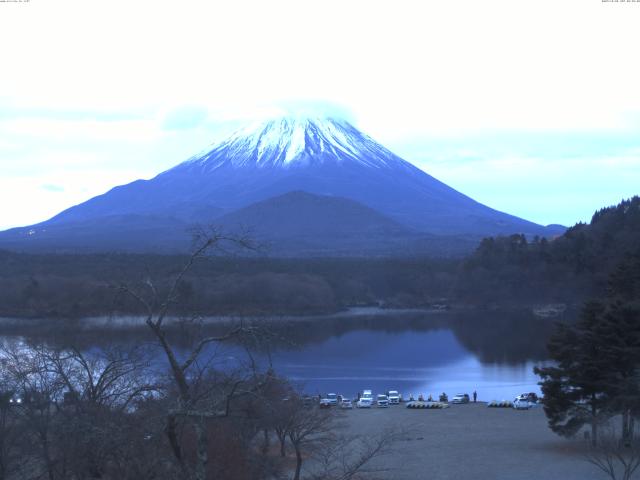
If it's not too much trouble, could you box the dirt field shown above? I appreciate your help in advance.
[334,402,604,480]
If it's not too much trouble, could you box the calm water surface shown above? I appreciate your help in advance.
[260,328,545,402]
[1,309,562,402]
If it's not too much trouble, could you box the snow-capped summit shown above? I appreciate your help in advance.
[0,114,564,255]
[181,116,407,170]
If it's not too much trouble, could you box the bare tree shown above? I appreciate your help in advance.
[286,405,334,480]
[115,227,270,480]
[46,345,158,479]
[1,341,159,480]
[43,345,156,411]
[309,428,401,480]
[2,342,67,480]
[585,426,640,480]
[261,379,297,458]
[0,379,25,480]
[271,396,401,480]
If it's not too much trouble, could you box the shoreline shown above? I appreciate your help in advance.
[0,302,573,330]
[0,306,451,331]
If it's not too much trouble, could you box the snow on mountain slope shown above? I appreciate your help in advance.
[184,116,406,170]
[0,115,563,254]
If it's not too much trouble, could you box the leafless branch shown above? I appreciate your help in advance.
[585,428,640,480]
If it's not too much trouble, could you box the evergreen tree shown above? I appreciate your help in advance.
[536,252,640,445]
[535,301,610,445]
[597,300,640,445]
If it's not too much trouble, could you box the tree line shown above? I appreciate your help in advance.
[457,196,640,305]
[0,252,457,319]
[1,196,639,319]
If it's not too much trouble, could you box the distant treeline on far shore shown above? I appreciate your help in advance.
[1,196,639,319]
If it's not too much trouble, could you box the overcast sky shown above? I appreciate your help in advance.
[1,0,639,230]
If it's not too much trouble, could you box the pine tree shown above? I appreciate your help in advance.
[597,300,640,445]
[536,252,640,445]
[535,301,611,446]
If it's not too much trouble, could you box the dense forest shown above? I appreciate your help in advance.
[0,197,638,319]
[457,196,640,305]
[0,253,458,318]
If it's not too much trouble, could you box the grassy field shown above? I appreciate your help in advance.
[332,402,603,480]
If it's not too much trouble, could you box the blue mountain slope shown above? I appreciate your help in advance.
[0,116,562,254]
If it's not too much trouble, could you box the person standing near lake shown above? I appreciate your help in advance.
[473,390,477,403]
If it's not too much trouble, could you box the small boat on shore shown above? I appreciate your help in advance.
[406,401,448,409]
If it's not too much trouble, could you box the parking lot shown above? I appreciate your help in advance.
[334,402,603,480]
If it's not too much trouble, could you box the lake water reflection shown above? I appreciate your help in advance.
[1,308,564,403]
[264,328,546,402]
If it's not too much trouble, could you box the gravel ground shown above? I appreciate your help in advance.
[335,402,603,480]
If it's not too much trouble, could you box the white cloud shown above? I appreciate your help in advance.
[2,0,639,133]
[0,0,639,229]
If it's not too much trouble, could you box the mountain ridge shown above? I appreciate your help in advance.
[0,116,563,255]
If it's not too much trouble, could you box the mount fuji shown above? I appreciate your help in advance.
[0,116,563,255]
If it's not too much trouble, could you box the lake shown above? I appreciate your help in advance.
[0,308,564,402]
[264,328,544,402]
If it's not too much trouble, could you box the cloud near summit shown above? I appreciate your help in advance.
[0,0,638,230]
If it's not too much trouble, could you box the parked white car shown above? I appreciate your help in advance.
[356,397,373,408]
[387,390,400,404]
[376,394,389,407]
[513,398,531,410]
[515,392,539,403]
[325,393,338,406]
[340,398,353,409]
[451,393,470,404]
